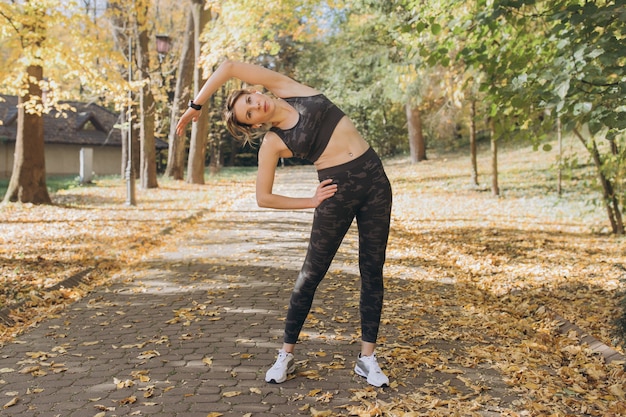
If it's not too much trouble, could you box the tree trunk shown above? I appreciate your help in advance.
[469,99,479,187]
[165,10,195,180]
[3,64,51,205]
[187,108,209,184]
[557,116,562,196]
[406,101,426,163]
[186,0,211,184]
[490,119,499,196]
[121,108,128,177]
[136,0,158,189]
[574,129,624,234]
[108,0,139,190]
[208,86,225,175]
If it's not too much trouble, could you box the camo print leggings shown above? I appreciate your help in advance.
[283,147,392,344]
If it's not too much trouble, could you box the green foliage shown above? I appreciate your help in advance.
[456,0,625,232]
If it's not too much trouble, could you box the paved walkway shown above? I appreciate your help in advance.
[0,167,523,417]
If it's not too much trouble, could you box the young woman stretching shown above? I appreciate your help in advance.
[175,60,392,387]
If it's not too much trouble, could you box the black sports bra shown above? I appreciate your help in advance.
[269,94,345,162]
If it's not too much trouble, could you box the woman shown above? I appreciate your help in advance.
[176,60,392,387]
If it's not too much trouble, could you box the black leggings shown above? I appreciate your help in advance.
[283,147,392,344]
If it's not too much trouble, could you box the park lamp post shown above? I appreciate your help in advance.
[125,35,172,206]
[125,36,136,206]
[156,35,172,62]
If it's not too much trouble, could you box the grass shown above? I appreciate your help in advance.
[0,175,89,199]
[0,166,259,201]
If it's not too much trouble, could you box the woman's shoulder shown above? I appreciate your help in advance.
[260,131,293,159]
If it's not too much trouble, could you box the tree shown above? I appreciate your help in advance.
[461,0,625,232]
[165,10,195,180]
[1,0,125,204]
[3,66,51,205]
[308,0,467,163]
[136,0,159,189]
[186,0,212,184]
[0,0,50,204]
[171,0,322,178]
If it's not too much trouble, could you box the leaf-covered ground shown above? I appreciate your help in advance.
[0,176,253,332]
[1,141,625,416]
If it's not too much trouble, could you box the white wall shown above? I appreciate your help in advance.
[0,143,122,178]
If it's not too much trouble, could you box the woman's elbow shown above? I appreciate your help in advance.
[256,194,271,208]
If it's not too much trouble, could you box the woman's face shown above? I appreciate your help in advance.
[233,91,273,127]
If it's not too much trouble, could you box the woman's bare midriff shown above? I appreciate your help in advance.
[313,117,371,170]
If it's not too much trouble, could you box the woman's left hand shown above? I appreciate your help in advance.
[175,107,200,136]
[312,179,338,207]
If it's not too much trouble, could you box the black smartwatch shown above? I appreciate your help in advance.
[188,100,202,110]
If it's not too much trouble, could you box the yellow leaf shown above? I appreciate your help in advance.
[137,350,160,359]
[222,391,241,398]
[299,370,322,380]
[119,395,136,405]
[609,384,625,400]
[19,366,40,374]
[524,382,540,390]
[310,408,332,417]
[2,397,18,409]
[206,413,223,417]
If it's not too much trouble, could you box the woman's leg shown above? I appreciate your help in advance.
[356,164,392,345]
[354,162,392,387]
[266,194,355,383]
[283,199,355,344]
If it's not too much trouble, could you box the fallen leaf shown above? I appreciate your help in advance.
[119,395,137,405]
[310,408,332,417]
[2,397,18,409]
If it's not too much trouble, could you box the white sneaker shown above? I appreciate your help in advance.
[265,349,295,383]
[354,353,389,387]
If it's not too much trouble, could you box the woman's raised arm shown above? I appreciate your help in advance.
[175,60,317,136]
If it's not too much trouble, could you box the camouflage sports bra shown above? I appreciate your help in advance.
[269,94,345,163]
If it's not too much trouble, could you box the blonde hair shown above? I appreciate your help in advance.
[224,88,269,147]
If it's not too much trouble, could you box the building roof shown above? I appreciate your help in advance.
[0,95,167,149]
